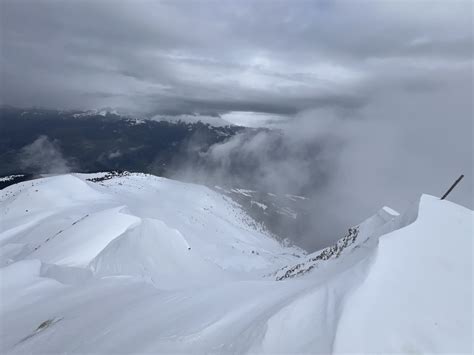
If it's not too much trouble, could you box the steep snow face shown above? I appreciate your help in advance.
[333,195,473,353]
[0,174,472,354]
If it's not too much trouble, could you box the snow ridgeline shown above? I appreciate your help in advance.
[0,173,472,353]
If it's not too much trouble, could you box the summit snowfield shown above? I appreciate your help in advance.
[0,173,472,354]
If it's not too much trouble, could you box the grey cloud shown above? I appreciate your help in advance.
[174,79,472,250]
[145,93,367,117]
[2,0,471,113]
[19,135,73,174]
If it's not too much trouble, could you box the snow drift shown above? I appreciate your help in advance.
[0,173,472,353]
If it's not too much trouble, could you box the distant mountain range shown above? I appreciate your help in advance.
[0,106,244,177]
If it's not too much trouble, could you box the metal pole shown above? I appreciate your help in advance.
[441,174,464,200]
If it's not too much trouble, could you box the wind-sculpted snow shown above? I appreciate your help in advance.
[333,195,473,353]
[0,174,471,354]
[89,218,228,289]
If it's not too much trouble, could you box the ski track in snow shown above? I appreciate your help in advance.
[0,172,472,354]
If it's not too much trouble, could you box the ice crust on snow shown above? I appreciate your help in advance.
[0,173,471,354]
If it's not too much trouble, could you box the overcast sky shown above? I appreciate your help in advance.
[1,0,471,117]
[1,0,472,247]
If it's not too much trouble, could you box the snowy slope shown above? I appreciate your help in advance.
[0,173,472,354]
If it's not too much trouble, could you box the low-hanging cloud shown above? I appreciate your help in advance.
[19,135,73,175]
[173,72,472,251]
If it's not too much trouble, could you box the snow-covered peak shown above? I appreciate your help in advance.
[150,114,234,127]
[71,108,126,118]
[0,173,301,281]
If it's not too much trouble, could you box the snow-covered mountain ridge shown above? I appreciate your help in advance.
[0,173,472,353]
